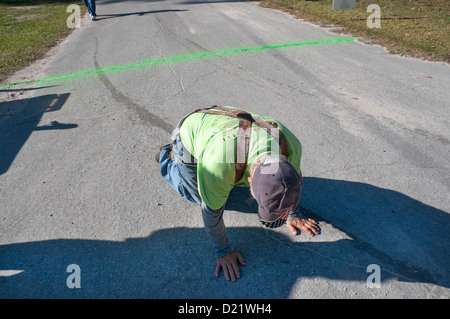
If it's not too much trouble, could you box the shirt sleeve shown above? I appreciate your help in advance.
[201,201,233,258]
[287,204,303,221]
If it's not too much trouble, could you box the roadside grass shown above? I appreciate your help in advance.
[259,0,450,63]
[0,0,85,83]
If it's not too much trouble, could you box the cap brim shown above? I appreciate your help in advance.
[257,205,283,223]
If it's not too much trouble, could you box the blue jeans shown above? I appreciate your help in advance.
[159,135,202,206]
[83,0,96,16]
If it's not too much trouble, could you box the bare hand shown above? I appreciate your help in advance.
[215,251,246,282]
[286,217,320,236]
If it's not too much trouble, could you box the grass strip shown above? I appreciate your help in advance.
[0,0,85,82]
[259,0,449,63]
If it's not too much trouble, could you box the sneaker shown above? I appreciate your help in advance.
[90,14,97,21]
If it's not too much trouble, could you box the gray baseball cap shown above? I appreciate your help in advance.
[251,156,302,223]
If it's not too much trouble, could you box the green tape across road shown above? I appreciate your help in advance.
[0,38,355,87]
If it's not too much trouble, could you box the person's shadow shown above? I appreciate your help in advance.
[1,178,448,298]
[94,9,188,20]
[228,177,450,288]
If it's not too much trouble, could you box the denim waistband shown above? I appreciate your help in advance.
[171,132,197,166]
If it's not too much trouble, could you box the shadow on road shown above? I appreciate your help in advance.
[227,176,450,289]
[95,9,188,20]
[0,93,77,175]
[97,0,249,3]
[0,226,446,299]
[178,0,251,4]
[0,86,57,93]
[1,177,448,298]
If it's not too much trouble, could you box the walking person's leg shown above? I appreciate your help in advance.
[83,0,97,19]
[91,0,96,16]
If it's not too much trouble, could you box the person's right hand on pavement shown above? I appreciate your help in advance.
[215,250,246,282]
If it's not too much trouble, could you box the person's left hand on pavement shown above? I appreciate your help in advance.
[286,217,320,236]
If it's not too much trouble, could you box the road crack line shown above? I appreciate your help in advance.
[93,37,172,134]
[154,15,186,96]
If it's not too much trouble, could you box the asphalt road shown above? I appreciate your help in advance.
[1,0,449,298]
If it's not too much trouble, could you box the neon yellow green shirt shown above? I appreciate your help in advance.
[179,107,302,210]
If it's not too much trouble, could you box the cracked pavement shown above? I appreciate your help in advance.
[0,0,449,298]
